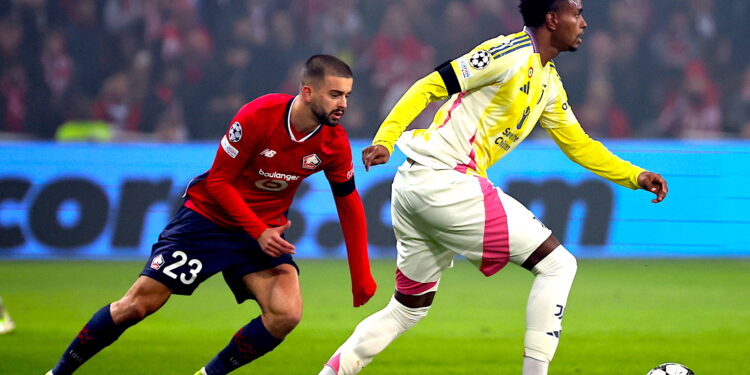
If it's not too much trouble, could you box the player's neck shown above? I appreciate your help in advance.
[290,95,320,135]
[526,26,561,66]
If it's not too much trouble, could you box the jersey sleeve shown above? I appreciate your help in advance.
[372,36,525,153]
[445,36,527,95]
[203,106,269,238]
[324,131,356,184]
[371,71,449,154]
[540,68,645,189]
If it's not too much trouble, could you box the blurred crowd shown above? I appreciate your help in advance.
[1,0,750,142]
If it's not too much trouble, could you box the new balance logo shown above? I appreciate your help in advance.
[260,149,277,158]
[519,81,530,94]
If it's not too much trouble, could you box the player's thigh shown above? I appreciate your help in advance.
[141,206,263,296]
[407,174,550,275]
[498,190,553,266]
[391,188,451,293]
[243,264,302,318]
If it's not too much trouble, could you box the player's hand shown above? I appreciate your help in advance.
[258,221,296,257]
[352,274,377,307]
[637,171,668,203]
[361,145,390,171]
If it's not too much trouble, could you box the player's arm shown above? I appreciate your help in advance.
[205,116,295,256]
[363,71,449,170]
[365,39,524,169]
[329,139,376,306]
[541,77,668,202]
[330,178,377,307]
[546,123,644,189]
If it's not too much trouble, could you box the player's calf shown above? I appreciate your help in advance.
[523,245,577,373]
[202,316,284,375]
[320,294,431,375]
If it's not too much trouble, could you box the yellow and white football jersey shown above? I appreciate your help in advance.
[372,27,644,189]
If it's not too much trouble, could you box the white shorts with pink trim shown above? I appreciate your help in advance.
[391,160,552,295]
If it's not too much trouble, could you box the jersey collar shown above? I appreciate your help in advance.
[522,26,539,53]
[286,96,322,143]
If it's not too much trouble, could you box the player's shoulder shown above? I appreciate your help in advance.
[239,93,294,117]
[546,60,564,84]
[318,124,352,153]
[322,123,351,143]
[481,30,534,59]
[461,30,534,73]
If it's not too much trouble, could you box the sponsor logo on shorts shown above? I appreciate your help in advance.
[221,135,239,158]
[151,254,165,270]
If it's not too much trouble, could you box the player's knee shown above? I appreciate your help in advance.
[388,295,430,328]
[264,309,302,336]
[534,245,577,277]
[111,298,154,323]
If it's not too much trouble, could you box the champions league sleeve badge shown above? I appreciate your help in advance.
[469,50,491,70]
[229,122,243,142]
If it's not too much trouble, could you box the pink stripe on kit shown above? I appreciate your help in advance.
[396,269,437,295]
[326,353,341,372]
[438,92,466,129]
[467,131,478,170]
[477,178,510,276]
[454,131,478,174]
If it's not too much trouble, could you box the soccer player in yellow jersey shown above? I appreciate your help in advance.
[319,1,668,374]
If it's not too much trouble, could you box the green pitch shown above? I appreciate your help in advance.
[1,259,749,375]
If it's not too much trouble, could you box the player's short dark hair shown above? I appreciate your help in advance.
[518,0,567,28]
[302,54,353,86]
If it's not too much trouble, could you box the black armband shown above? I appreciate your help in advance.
[435,60,461,96]
[329,178,356,197]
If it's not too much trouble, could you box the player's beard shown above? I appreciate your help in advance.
[312,102,344,127]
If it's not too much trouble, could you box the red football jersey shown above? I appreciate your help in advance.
[184,94,355,238]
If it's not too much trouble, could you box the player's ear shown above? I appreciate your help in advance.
[545,11,559,31]
[300,84,314,103]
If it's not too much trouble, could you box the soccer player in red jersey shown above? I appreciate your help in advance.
[45,55,377,375]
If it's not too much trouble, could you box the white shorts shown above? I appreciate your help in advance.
[392,160,552,295]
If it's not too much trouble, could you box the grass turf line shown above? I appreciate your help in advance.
[0,259,748,374]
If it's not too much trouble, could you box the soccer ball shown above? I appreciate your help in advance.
[647,363,694,375]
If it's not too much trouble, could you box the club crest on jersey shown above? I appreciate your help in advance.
[302,154,322,170]
[469,50,490,70]
[229,122,242,142]
[150,254,165,270]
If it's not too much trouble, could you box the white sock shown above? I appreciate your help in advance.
[319,296,430,375]
[523,356,549,375]
[524,245,577,366]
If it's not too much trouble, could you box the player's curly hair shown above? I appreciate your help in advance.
[302,54,352,85]
[518,0,567,28]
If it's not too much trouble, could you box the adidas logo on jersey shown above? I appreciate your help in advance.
[260,148,277,158]
[519,81,530,95]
